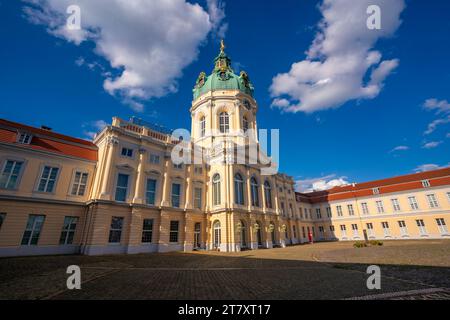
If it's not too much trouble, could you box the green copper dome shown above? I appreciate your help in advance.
[193,41,254,100]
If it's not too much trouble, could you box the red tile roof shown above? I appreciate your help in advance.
[296,167,450,204]
[0,119,98,161]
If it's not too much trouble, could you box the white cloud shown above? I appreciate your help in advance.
[206,0,228,39]
[422,98,450,135]
[390,145,409,153]
[82,119,108,140]
[23,0,222,111]
[296,174,350,192]
[422,141,442,149]
[423,98,450,114]
[270,0,405,113]
[414,163,449,173]
[424,116,450,135]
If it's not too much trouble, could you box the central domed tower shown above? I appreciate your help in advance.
[190,40,258,147]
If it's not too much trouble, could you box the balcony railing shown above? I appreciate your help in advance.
[114,117,180,145]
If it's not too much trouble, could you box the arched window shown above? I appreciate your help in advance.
[200,116,206,137]
[234,173,245,205]
[250,177,259,207]
[243,116,249,133]
[219,112,229,133]
[213,220,221,249]
[264,181,272,208]
[212,174,221,206]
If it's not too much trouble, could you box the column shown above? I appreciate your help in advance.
[228,164,234,209]
[160,156,172,207]
[246,168,252,212]
[132,148,147,204]
[184,164,193,210]
[99,136,118,200]
[261,182,266,214]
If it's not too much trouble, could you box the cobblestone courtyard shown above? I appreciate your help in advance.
[1,240,449,300]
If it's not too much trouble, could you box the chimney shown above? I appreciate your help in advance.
[41,125,52,131]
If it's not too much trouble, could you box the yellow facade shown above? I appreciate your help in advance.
[0,46,449,257]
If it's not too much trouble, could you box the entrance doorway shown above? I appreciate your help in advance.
[194,222,201,249]
[240,221,247,248]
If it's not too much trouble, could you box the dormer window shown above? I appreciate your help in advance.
[18,133,32,144]
[421,180,430,188]
[372,187,379,195]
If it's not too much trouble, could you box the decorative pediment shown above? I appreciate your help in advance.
[146,169,161,176]
[116,164,134,171]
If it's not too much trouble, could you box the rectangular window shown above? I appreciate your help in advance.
[376,201,384,214]
[194,187,202,209]
[18,133,32,144]
[115,173,129,202]
[381,222,390,237]
[347,204,355,216]
[426,194,439,208]
[408,196,419,210]
[108,217,124,243]
[280,202,285,215]
[142,219,153,243]
[421,180,430,188]
[302,226,306,238]
[340,225,347,237]
[171,183,181,208]
[336,205,343,217]
[361,202,369,215]
[416,219,427,236]
[0,160,23,189]
[121,147,133,158]
[194,165,203,175]
[149,154,160,164]
[146,179,157,205]
[398,220,408,236]
[71,171,88,196]
[169,220,179,243]
[326,207,332,218]
[316,208,321,219]
[21,215,45,245]
[391,198,401,212]
[330,225,335,232]
[366,223,374,237]
[59,216,78,245]
[436,218,448,234]
[37,166,59,193]
[0,213,6,230]
[304,208,308,219]
[351,224,359,237]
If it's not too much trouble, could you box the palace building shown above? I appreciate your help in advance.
[0,44,449,256]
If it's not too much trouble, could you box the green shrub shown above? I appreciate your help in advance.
[369,240,383,246]
[353,241,367,248]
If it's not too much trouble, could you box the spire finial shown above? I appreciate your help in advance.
[220,39,225,53]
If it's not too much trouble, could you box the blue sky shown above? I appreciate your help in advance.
[0,0,449,191]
